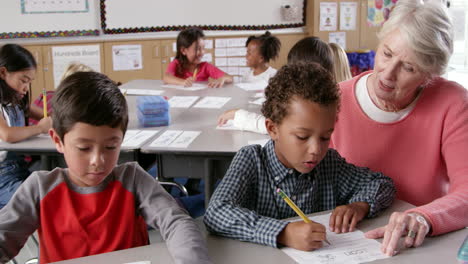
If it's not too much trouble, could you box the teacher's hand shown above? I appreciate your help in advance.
[365,212,431,256]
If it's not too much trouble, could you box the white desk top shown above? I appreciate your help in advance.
[123,79,270,155]
[50,200,468,264]
[0,79,268,153]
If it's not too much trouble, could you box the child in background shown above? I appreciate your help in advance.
[29,62,94,125]
[59,62,94,83]
[0,44,52,208]
[204,62,395,251]
[217,36,333,134]
[163,28,233,88]
[0,72,211,264]
[329,43,352,82]
[242,31,281,83]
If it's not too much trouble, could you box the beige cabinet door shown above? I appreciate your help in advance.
[160,39,176,78]
[104,40,162,84]
[23,45,46,102]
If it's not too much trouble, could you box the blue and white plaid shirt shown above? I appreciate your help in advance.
[204,140,395,248]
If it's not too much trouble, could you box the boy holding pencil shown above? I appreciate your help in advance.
[204,63,395,251]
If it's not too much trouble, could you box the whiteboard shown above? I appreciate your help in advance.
[102,0,305,34]
[0,0,100,39]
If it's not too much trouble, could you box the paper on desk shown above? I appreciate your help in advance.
[120,89,164,96]
[149,130,200,148]
[162,83,208,91]
[236,81,268,91]
[254,92,264,98]
[193,96,231,109]
[122,130,159,148]
[168,96,199,108]
[281,213,388,264]
[249,97,266,105]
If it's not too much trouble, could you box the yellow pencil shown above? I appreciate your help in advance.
[42,89,48,118]
[277,188,331,245]
[193,67,198,79]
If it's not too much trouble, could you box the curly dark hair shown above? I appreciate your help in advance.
[246,31,281,62]
[261,62,340,124]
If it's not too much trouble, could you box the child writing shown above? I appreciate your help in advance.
[329,43,352,83]
[217,36,333,134]
[0,72,211,264]
[242,31,281,83]
[0,44,52,208]
[204,62,395,251]
[163,28,233,88]
[29,62,94,125]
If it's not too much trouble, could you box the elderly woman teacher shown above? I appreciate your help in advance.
[330,0,468,256]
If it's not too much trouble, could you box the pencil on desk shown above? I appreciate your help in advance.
[276,188,331,246]
[42,89,48,118]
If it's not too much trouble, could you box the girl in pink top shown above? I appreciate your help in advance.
[163,28,233,88]
[331,0,467,257]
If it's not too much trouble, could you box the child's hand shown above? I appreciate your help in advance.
[184,77,195,87]
[217,109,239,125]
[277,221,327,251]
[329,202,369,233]
[38,117,52,134]
[208,77,225,88]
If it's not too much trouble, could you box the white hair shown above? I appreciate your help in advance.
[378,0,453,76]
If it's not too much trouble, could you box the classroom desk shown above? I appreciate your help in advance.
[0,80,269,205]
[123,80,269,206]
[50,200,468,264]
[0,94,162,169]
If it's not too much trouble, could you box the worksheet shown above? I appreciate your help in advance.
[193,97,231,109]
[168,96,200,108]
[249,97,266,105]
[121,89,164,96]
[281,213,388,264]
[121,130,159,148]
[236,81,268,91]
[161,83,208,91]
[149,130,200,148]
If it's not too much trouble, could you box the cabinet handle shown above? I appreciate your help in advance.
[165,46,169,57]
[153,46,160,58]
[34,51,40,65]
[46,50,52,65]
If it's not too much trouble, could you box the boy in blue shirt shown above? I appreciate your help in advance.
[204,62,395,251]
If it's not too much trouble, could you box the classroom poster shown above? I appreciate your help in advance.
[367,0,398,27]
[52,45,100,88]
[329,32,347,50]
[112,45,143,71]
[340,2,357,31]
[21,0,89,14]
[319,2,337,31]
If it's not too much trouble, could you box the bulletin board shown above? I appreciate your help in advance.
[101,0,306,34]
[0,0,100,39]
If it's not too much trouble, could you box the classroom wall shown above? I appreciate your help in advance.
[11,0,382,100]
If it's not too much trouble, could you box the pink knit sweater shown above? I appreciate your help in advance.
[331,72,468,235]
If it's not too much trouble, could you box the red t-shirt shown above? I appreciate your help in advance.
[165,59,225,81]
